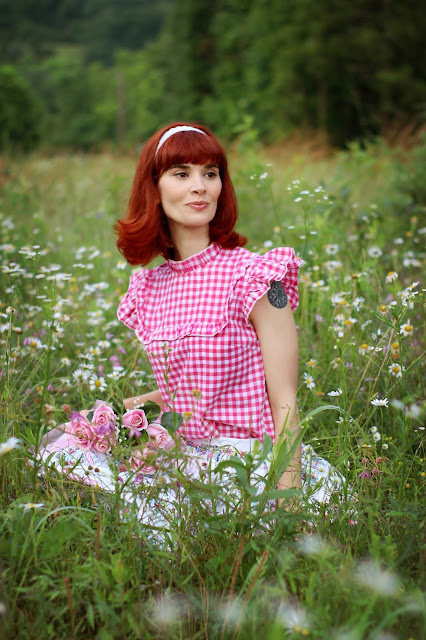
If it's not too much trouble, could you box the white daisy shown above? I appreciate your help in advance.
[400,320,413,337]
[303,372,315,389]
[368,247,383,258]
[385,271,398,283]
[89,376,107,392]
[19,503,45,511]
[0,437,21,455]
[388,363,404,378]
[371,398,389,407]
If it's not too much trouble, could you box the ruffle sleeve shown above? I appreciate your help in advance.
[117,270,148,332]
[241,247,303,322]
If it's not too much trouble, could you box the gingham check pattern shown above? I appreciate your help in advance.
[117,244,302,441]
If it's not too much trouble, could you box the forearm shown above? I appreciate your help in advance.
[272,398,301,490]
[123,389,165,412]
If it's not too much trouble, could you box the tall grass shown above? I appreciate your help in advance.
[0,138,424,639]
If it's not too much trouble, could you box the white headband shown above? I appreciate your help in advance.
[155,126,206,154]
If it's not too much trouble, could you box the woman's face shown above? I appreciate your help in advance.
[157,163,222,236]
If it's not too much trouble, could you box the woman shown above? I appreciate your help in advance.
[116,122,302,493]
[39,123,344,527]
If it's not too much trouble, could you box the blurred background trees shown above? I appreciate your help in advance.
[0,0,424,150]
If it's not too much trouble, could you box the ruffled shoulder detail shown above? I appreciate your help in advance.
[240,247,303,322]
[117,269,149,332]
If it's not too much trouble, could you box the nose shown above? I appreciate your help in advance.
[190,174,206,193]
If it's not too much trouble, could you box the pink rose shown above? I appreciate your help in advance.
[92,404,117,436]
[122,409,148,437]
[66,418,96,451]
[129,447,156,475]
[146,423,174,450]
[94,432,117,454]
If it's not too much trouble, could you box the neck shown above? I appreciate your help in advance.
[169,225,211,261]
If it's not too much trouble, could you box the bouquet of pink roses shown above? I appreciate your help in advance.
[65,400,183,474]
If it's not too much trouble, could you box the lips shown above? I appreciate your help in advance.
[186,201,209,210]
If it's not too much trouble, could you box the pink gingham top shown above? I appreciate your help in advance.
[117,243,302,441]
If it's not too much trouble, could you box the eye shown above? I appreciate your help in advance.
[205,170,219,178]
[174,171,188,178]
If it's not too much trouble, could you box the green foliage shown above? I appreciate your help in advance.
[2,0,425,148]
[0,141,424,638]
[0,65,41,151]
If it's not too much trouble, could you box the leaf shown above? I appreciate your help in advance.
[262,433,273,457]
[138,429,149,443]
[160,411,183,432]
[86,410,94,422]
[86,604,95,630]
[143,400,161,422]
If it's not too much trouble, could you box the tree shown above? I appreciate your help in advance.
[0,65,41,151]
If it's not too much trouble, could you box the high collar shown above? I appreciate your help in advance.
[166,243,222,274]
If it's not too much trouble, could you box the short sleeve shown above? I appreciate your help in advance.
[240,247,303,321]
[117,270,148,332]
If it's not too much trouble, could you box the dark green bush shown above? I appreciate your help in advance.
[0,65,41,152]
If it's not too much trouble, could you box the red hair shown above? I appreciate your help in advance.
[115,122,246,265]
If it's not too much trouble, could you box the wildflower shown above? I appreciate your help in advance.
[379,304,388,313]
[391,342,399,357]
[352,296,364,311]
[331,292,346,306]
[72,368,91,383]
[368,247,383,258]
[382,443,389,450]
[343,317,357,328]
[372,432,381,442]
[277,601,310,634]
[89,375,107,392]
[358,470,371,479]
[324,244,339,255]
[400,320,413,337]
[359,344,370,356]
[371,398,389,407]
[19,503,45,511]
[303,372,315,389]
[0,437,21,455]
[305,359,317,367]
[327,388,343,397]
[388,363,404,378]
[191,389,203,400]
[297,534,329,556]
[97,340,111,350]
[407,404,421,419]
[354,560,401,596]
[386,271,398,283]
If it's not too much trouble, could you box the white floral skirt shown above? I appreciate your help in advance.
[37,425,351,533]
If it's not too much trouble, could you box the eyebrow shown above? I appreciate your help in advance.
[168,163,219,170]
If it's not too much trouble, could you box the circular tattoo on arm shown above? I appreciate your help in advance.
[267,280,288,309]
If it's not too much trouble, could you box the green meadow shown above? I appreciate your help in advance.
[0,136,424,639]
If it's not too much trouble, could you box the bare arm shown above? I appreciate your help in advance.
[123,389,165,412]
[78,389,165,419]
[249,282,301,491]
